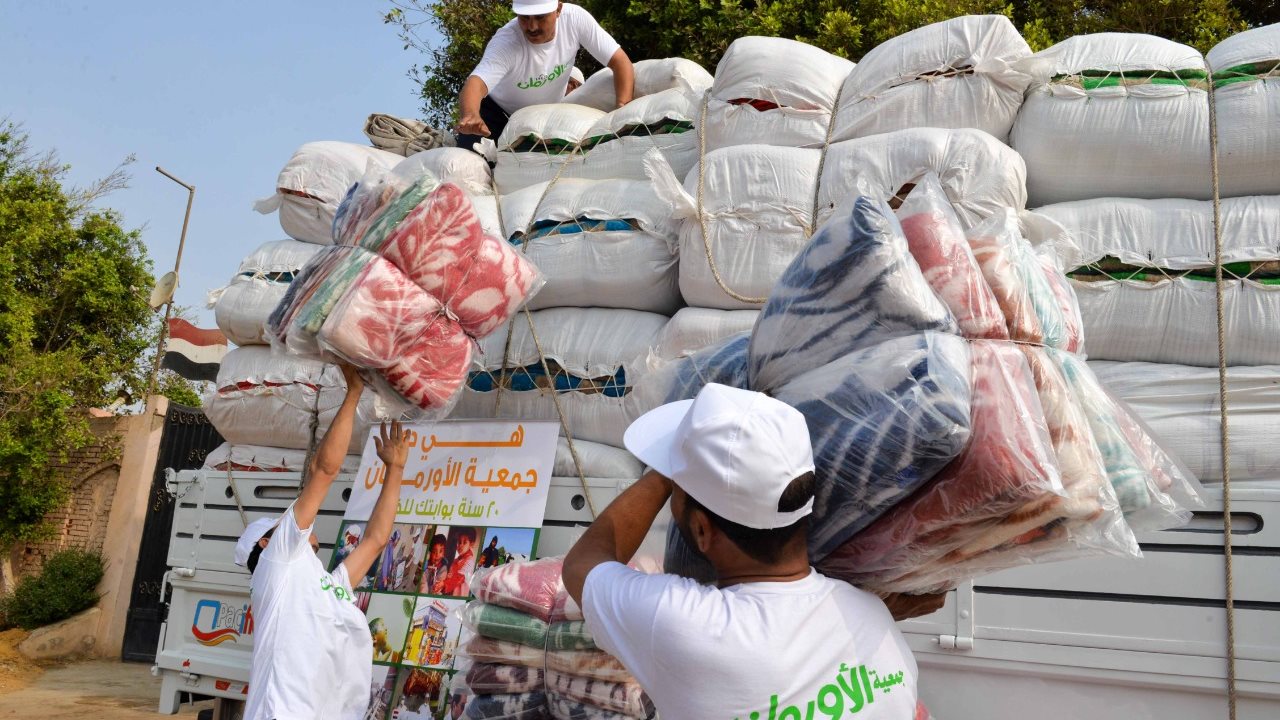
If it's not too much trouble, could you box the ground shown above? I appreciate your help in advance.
[0,632,211,719]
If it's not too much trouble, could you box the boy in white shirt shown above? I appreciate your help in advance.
[234,367,412,720]
[564,383,925,720]
[456,1,634,150]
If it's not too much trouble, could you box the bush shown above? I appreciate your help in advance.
[0,549,105,630]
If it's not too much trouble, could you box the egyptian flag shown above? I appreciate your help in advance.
[162,318,228,382]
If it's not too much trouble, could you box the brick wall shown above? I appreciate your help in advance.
[16,416,126,579]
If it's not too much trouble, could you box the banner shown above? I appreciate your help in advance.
[327,420,558,720]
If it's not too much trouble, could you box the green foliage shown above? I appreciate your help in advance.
[0,549,105,630]
[0,123,157,548]
[386,0,1266,122]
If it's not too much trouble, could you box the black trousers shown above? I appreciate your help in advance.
[456,95,511,152]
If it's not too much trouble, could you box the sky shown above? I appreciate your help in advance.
[2,1,441,326]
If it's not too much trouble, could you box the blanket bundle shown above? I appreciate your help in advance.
[662,188,1198,590]
[267,171,542,413]
[462,559,655,720]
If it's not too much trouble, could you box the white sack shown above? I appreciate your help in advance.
[205,346,380,454]
[1091,360,1280,482]
[471,194,503,239]
[500,178,680,313]
[834,15,1032,142]
[553,437,643,479]
[397,147,494,196]
[254,141,401,244]
[1011,33,1211,205]
[655,308,760,359]
[210,240,321,347]
[1072,276,1280,366]
[1037,196,1280,269]
[565,57,713,111]
[1208,23,1280,197]
[449,308,668,447]
[704,36,855,150]
[202,442,362,474]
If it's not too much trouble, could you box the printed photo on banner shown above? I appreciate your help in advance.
[355,591,372,614]
[332,520,381,590]
[444,684,469,720]
[418,529,449,594]
[366,593,414,665]
[376,523,431,593]
[434,526,484,598]
[476,526,537,568]
[345,421,559,529]
[402,597,466,669]
[388,667,446,720]
[364,666,394,720]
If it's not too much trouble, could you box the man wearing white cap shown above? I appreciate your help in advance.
[564,383,920,720]
[565,66,585,95]
[455,1,634,150]
[234,367,412,720]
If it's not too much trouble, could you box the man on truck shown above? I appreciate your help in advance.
[233,367,412,720]
[563,383,922,720]
[455,0,634,151]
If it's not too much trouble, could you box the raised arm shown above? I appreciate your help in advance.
[607,49,634,108]
[296,365,364,531]
[563,470,671,605]
[343,421,411,583]
[458,76,492,138]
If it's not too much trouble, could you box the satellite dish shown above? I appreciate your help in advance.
[149,271,179,310]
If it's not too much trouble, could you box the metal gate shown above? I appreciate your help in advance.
[121,402,223,662]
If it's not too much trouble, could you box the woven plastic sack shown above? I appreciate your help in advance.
[565,57,712,111]
[1208,23,1280,197]
[896,173,1007,340]
[654,308,759,360]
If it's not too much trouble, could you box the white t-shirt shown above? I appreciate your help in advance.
[246,508,374,720]
[471,3,620,112]
[583,563,918,720]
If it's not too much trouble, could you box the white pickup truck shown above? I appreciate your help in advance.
[154,470,1280,720]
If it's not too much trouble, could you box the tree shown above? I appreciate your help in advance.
[0,123,171,586]
[386,0,1263,123]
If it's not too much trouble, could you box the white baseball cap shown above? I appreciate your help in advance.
[513,0,558,15]
[569,67,585,84]
[624,383,816,530]
[234,517,279,567]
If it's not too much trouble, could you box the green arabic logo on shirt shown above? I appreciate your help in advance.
[518,64,566,90]
[319,574,353,603]
[733,663,906,720]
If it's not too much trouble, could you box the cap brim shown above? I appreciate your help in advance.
[514,1,559,15]
[623,399,694,478]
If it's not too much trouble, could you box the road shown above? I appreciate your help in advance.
[0,658,211,720]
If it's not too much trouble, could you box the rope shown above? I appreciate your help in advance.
[1205,68,1239,720]
[694,91,769,305]
[809,82,846,233]
[488,138,598,518]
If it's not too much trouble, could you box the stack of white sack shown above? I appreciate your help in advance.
[255,143,498,242]
[202,444,363,474]
[499,178,680,314]
[652,127,1027,310]
[208,239,321,347]
[1011,33,1212,206]
[204,346,380,456]
[702,36,854,150]
[493,87,702,194]
[1038,196,1280,367]
[832,14,1033,143]
[565,57,713,110]
[1208,23,1280,197]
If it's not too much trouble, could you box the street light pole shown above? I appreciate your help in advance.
[148,167,196,397]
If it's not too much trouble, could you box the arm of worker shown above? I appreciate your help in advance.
[563,469,672,605]
[880,591,949,621]
[295,365,364,531]
[458,75,493,138]
[342,421,411,582]
[606,49,634,108]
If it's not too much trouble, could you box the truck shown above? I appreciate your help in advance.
[153,467,1279,719]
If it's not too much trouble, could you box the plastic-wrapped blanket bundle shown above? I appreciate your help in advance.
[833,15,1032,142]
[965,209,1070,347]
[209,239,321,347]
[253,141,401,244]
[702,36,855,150]
[268,163,543,414]
[500,178,680,313]
[461,559,655,720]
[1010,33,1211,205]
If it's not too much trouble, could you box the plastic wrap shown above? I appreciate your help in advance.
[467,664,545,695]
[317,255,443,368]
[1024,218,1087,355]
[546,622,596,652]
[833,15,1032,142]
[464,691,550,720]
[749,196,957,392]
[773,332,974,561]
[472,557,569,623]
[267,244,377,359]
[896,173,1007,340]
[465,637,546,669]
[820,341,1064,587]
[548,687,654,720]
[544,651,633,685]
[965,210,1044,343]
[1050,348,1201,529]
[462,603,548,648]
